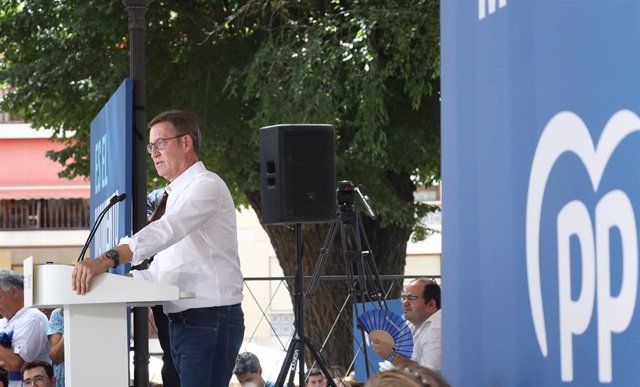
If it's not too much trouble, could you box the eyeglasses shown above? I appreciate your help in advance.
[23,375,48,386]
[146,134,186,154]
[401,295,424,302]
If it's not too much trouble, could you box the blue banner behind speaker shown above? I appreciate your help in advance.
[89,79,132,274]
[442,1,640,386]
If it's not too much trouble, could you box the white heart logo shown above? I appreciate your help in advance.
[526,109,640,379]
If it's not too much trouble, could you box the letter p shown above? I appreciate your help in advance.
[557,200,596,382]
[595,190,637,383]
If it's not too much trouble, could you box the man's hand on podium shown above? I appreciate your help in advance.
[71,256,111,295]
[72,245,133,294]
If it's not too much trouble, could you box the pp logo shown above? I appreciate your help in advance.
[526,110,640,383]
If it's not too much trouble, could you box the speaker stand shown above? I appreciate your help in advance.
[275,224,337,387]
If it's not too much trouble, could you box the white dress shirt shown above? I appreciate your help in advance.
[0,307,50,387]
[128,161,243,313]
[410,308,441,372]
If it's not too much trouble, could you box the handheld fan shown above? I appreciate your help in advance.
[357,309,413,359]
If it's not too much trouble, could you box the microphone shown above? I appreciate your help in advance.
[77,193,127,263]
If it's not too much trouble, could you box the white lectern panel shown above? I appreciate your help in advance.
[24,260,190,387]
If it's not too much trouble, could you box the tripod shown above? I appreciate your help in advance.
[304,181,387,380]
[275,224,338,387]
[275,181,387,386]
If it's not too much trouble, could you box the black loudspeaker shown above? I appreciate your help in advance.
[259,124,337,224]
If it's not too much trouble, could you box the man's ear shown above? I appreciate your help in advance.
[182,134,193,152]
[257,367,263,376]
[425,298,436,308]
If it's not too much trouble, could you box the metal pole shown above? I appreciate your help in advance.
[123,1,150,386]
[295,224,305,387]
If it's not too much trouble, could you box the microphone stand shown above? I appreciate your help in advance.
[77,193,127,262]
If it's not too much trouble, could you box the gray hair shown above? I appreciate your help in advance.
[233,352,261,376]
[0,270,23,292]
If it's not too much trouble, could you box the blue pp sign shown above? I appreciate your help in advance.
[89,79,132,273]
[442,1,640,386]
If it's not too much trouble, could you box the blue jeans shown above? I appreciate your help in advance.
[168,304,244,387]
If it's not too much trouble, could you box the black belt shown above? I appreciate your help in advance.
[167,304,241,320]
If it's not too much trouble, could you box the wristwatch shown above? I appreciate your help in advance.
[105,249,120,269]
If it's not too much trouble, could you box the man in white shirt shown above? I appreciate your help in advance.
[0,270,50,387]
[72,110,244,387]
[372,278,441,372]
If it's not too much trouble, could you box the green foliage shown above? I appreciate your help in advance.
[232,0,441,228]
[0,0,129,177]
[0,0,440,235]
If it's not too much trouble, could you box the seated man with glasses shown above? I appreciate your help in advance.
[21,361,55,387]
[372,278,442,372]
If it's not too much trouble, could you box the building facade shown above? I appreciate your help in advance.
[0,119,90,270]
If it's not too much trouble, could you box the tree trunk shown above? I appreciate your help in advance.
[246,179,413,373]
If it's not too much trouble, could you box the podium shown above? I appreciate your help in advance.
[23,257,192,387]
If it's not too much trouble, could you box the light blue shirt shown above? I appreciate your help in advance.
[47,308,64,387]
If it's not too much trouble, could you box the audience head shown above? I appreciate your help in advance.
[234,352,266,387]
[365,365,450,387]
[306,367,326,387]
[402,278,440,325]
[0,270,23,292]
[0,270,24,319]
[21,360,55,387]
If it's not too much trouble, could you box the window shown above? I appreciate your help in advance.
[0,199,89,230]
